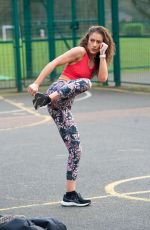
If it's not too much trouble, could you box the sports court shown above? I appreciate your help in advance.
[0,87,150,230]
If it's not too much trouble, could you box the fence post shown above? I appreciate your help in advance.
[98,0,109,86]
[111,0,121,86]
[71,0,77,47]
[23,0,32,79]
[97,0,105,26]
[12,0,22,92]
[47,0,56,81]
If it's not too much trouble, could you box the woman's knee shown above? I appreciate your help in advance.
[87,79,92,89]
[81,79,92,90]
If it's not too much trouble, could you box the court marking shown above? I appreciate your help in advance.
[105,175,150,202]
[0,175,149,212]
[0,109,22,114]
[0,96,48,118]
[75,91,92,101]
[0,195,112,212]
[0,92,91,131]
[0,96,51,131]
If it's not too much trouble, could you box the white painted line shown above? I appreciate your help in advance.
[75,91,92,102]
[0,109,22,114]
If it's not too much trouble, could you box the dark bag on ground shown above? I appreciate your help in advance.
[0,215,67,230]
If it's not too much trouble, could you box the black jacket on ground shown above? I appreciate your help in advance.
[0,215,67,230]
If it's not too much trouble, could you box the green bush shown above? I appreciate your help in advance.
[122,23,144,36]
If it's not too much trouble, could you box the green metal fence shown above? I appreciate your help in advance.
[0,0,150,91]
[118,0,150,86]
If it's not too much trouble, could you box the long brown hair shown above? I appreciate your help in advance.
[79,25,115,72]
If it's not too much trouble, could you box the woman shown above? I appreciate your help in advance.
[28,25,115,207]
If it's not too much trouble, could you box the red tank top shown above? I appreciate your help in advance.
[62,52,95,80]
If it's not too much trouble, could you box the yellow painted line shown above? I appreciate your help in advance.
[122,190,150,196]
[0,117,51,131]
[0,201,61,212]
[1,186,150,212]
[0,96,51,131]
[88,194,113,200]
[0,195,113,212]
[105,175,150,202]
[1,97,42,117]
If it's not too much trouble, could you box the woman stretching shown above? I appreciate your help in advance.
[28,25,115,207]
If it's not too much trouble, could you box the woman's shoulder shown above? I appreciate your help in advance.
[71,46,86,56]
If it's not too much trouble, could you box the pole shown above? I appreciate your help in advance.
[23,0,32,79]
[47,0,56,81]
[71,0,78,47]
[97,0,105,26]
[111,0,121,86]
[12,0,22,92]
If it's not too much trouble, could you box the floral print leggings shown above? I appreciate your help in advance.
[47,78,92,180]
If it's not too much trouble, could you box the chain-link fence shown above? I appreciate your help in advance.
[0,0,150,91]
[0,0,15,88]
[119,0,150,85]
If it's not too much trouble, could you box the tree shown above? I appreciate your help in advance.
[132,0,150,19]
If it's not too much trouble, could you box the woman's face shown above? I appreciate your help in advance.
[87,32,103,56]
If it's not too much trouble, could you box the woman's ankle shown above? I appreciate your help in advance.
[66,180,76,192]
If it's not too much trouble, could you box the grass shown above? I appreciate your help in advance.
[120,38,150,69]
[0,38,149,80]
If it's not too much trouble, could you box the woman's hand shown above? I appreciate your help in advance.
[100,42,108,55]
[28,82,39,96]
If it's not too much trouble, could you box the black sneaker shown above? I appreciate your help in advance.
[33,92,51,110]
[61,191,91,207]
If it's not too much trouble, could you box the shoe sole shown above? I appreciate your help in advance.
[61,201,91,207]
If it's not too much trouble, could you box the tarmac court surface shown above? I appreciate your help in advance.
[0,88,150,230]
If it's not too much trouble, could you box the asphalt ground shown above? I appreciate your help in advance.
[0,87,150,230]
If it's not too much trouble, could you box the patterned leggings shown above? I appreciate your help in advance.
[47,78,92,180]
